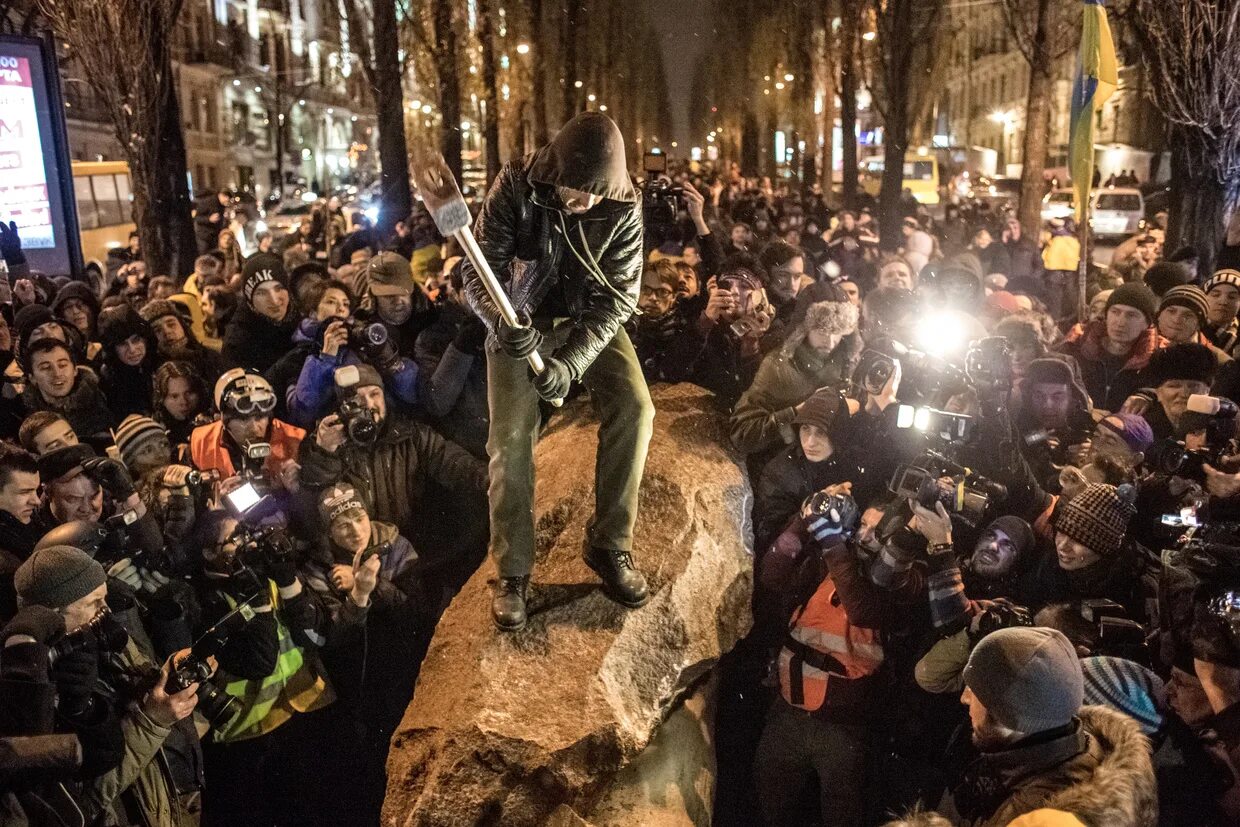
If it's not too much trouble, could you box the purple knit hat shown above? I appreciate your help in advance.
[1099,413,1154,453]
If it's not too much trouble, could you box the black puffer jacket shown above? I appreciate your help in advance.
[299,415,487,539]
[221,303,298,373]
[462,112,644,381]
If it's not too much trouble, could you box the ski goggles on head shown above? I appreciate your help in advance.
[221,380,276,416]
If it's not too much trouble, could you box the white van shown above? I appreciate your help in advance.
[1090,188,1145,239]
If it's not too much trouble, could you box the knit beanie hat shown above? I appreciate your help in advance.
[963,626,1084,733]
[1052,482,1136,558]
[1081,656,1166,736]
[14,304,55,348]
[1158,284,1210,328]
[37,443,95,484]
[792,390,848,436]
[1204,268,1240,295]
[113,414,168,470]
[1144,342,1217,388]
[50,281,101,320]
[1143,261,1191,297]
[334,363,383,396]
[138,298,186,326]
[986,515,1036,565]
[241,253,290,305]
[15,545,107,609]
[1098,413,1154,454]
[318,484,368,525]
[1105,282,1158,323]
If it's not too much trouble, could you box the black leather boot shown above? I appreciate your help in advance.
[492,576,530,631]
[584,547,649,608]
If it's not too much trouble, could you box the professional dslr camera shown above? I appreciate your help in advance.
[639,152,683,247]
[887,448,1008,529]
[1145,394,1238,483]
[50,600,130,662]
[337,397,379,447]
[164,600,258,727]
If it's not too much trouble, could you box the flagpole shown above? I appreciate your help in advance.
[1077,190,1090,323]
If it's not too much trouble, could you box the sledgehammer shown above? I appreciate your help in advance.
[413,152,562,407]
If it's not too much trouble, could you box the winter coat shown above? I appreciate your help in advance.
[220,303,298,373]
[730,331,862,456]
[462,118,644,382]
[189,418,304,482]
[414,305,489,459]
[1006,235,1045,281]
[18,367,114,441]
[1056,321,1165,413]
[97,306,159,419]
[973,243,1011,277]
[193,195,226,255]
[623,306,702,387]
[954,706,1157,827]
[753,443,868,557]
[1025,542,1148,621]
[1043,234,1081,273]
[299,415,487,542]
[286,318,420,430]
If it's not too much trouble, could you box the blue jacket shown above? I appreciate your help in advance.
[287,318,420,429]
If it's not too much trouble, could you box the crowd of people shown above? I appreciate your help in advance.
[1,135,1240,827]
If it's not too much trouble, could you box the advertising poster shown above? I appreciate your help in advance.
[0,54,55,249]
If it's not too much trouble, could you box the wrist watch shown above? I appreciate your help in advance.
[928,541,954,555]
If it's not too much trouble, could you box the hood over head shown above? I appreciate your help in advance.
[527,112,638,204]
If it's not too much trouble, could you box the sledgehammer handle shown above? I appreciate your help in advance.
[454,227,561,407]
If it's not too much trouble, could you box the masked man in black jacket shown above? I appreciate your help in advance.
[462,112,654,631]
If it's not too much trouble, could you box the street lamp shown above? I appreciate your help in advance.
[989,109,1015,174]
[516,43,530,55]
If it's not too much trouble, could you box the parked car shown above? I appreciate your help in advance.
[970,176,1022,210]
[1090,187,1145,240]
[1041,188,1077,224]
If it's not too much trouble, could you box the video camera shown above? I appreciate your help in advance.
[1145,394,1238,483]
[1081,599,1149,665]
[164,599,257,728]
[640,152,683,247]
[887,448,1008,530]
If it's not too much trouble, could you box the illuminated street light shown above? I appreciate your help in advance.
[599,104,608,112]
[862,30,876,41]
[232,79,241,86]
[783,73,794,81]
[516,43,530,55]
[421,104,432,114]
[411,99,421,109]
[574,80,583,88]
[989,109,1014,126]
[587,93,596,102]
[774,81,785,90]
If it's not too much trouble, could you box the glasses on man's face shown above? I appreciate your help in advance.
[641,286,674,301]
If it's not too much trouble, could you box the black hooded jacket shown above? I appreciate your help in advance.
[221,303,298,373]
[461,112,644,380]
[97,305,158,419]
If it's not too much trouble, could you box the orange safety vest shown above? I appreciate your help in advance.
[778,574,885,713]
[190,419,306,480]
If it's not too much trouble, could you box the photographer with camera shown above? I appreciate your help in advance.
[284,275,420,430]
[300,363,487,598]
[190,370,305,509]
[682,254,778,410]
[188,508,339,827]
[1011,358,1096,492]
[12,545,204,827]
[731,282,861,461]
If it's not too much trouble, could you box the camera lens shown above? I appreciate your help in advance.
[196,679,240,727]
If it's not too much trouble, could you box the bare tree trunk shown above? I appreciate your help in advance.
[1167,125,1229,277]
[528,0,549,146]
[820,1,838,198]
[477,0,501,182]
[1017,63,1053,235]
[146,69,198,278]
[433,0,462,181]
[742,109,760,177]
[372,0,412,237]
[560,0,580,125]
[840,4,859,209]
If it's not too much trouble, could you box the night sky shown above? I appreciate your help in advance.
[642,0,711,147]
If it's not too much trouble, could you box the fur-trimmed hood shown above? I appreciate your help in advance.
[1061,320,1165,373]
[974,705,1157,827]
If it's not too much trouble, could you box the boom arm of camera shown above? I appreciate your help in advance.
[413,152,562,407]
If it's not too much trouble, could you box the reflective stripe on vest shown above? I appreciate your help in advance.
[189,419,306,481]
[778,575,884,713]
[212,582,333,743]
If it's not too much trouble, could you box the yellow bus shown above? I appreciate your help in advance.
[860,152,941,205]
[70,160,136,272]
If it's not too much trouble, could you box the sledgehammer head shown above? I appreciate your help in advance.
[412,151,472,237]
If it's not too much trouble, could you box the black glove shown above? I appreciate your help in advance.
[50,636,100,719]
[2,605,66,647]
[82,457,137,501]
[530,357,572,402]
[452,316,488,356]
[265,550,299,589]
[0,220,25,267]
[495,315,542,359]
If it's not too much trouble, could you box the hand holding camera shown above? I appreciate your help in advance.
[702,278,735,323]
[320,320,349,358]
[51,633,100,719]
[908,498,953,549]
[82,457,137,502]
[145,649,199,727]
[315,414,347,454]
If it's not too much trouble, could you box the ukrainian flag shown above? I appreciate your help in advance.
[1070,0,1118,223]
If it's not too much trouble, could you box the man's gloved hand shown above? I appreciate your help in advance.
[530,357,572,402]
[265,552,299,589]
[2,605,65,648]
[495,314,542,359]
[107,557,171,595]
[801,492,860,544]
[51,635,100,719]
[82,457,137,501]
[452,316,488,356]
[0,220,25,266]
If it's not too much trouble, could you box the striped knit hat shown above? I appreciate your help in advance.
[113,414,168,471]
[1052,482,1136,558]
[1158,284,1210,328]
[1081,656,1166,736]
[1204,268,1240,295]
